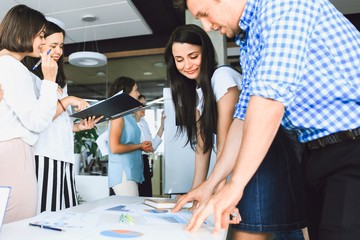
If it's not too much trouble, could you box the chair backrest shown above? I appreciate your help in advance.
[0,186,11,231]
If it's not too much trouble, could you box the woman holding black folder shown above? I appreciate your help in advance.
[22,19,101,213]
[107,77,153,196]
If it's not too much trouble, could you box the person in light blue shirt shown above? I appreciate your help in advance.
[107,76,153,196]
[173,0,360,239]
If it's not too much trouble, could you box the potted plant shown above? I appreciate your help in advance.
[74,126,99,173]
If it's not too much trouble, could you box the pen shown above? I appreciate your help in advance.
[124,213,135,224]
[29,222,65,232]
[32,49,51,70]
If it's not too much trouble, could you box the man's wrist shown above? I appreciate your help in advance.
[228,177,247,191]
[206,174,222,189]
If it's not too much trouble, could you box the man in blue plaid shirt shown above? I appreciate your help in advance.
[172,0,360,239]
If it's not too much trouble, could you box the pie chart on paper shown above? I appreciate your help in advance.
[100,229,143,238]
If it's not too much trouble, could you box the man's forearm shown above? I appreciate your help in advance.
[230,96,284,189]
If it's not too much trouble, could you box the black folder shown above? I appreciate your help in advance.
[70,93,144,123]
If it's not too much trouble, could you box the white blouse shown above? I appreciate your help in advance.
[32,75,75,163]
[196,66,242,115]
[0,55,58,145]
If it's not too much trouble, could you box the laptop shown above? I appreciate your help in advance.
[0,186,11,231]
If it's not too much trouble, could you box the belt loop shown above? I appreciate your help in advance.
[318,138,326,147]
[346,130,356,140]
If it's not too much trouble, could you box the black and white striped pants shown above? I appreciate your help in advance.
[35,155,78,213]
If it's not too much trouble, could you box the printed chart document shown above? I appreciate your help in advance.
[25,211,100,240]
[90,202,199,224]
[70,91,144,123]
[144,198,193,209]
[29,211,99,230]
[85,202,216,240]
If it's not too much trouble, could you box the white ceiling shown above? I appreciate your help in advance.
[0,0,152,44]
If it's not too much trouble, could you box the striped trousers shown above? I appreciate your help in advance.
[35,155,78,213]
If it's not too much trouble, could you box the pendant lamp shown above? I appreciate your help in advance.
[68,15,107,68]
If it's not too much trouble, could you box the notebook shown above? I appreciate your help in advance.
[0,186,10,231]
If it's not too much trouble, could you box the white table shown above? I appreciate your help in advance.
[0,196,228,240]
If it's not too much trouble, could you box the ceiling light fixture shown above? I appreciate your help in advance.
[153,62,164,68]
[68,15,107,68]
[96,71,106,77]
[69,51,107,67]
[143,71,153,76]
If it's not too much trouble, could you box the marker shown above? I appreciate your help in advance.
[32,49,51,70]
[124,213,135,224]
[119,214,126,223]
[29,222,65,232]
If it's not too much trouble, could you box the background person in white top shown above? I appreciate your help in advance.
[23,20,102,213]
[0,5,58,223]
[135,94,165,197]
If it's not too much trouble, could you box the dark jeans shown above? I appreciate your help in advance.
[232,127,306,233]
[138,154,152,197]
[303,138,360,240]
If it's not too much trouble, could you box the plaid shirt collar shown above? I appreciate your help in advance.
[236,0,257,46]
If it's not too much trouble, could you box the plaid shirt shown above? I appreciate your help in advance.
[234,0,360,142]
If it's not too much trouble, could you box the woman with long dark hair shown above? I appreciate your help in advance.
[165,24,306,240]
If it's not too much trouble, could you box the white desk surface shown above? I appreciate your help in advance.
[0,196,227,240]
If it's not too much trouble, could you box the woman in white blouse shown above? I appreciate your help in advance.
[22,20,101,214]
[0,5,58,223]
